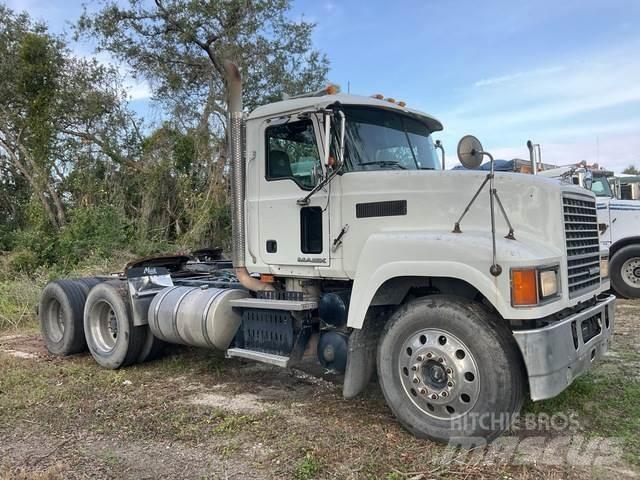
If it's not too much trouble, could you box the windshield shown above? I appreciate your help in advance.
[339,107,440,171]
[590,176,613,197]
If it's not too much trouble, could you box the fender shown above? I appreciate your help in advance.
[610,235,640,257]
[346,230,562,329]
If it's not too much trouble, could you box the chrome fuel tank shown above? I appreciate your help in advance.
[148,286,248,350]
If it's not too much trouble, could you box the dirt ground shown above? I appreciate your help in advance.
[1,300,639,480]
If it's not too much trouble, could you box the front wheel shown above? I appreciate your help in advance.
[377,295,525,443]
[610,245,640,298]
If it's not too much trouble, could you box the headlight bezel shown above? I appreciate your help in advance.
[511,264,561,307]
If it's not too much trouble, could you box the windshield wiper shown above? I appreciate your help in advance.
[360,161,407,170]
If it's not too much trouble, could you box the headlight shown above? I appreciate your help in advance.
[600,256,609,279]
[511,266,560,307]
[539,269,558,298]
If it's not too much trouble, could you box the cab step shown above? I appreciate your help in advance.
[229,297,318,311]
[226,348,290,368]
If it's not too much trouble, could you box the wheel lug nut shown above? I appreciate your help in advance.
[412,377,419,384]
[416,355,424,362]
[431,394,438,400]
[438,357,444,363]
[446,368,452,374]
[441,391,448,397]
[411,365,418,371]
[426,352,433,358]
[419,388,427,395]
[447,381,454,387]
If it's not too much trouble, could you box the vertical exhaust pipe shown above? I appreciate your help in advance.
[527,140,537,175]
[223,61,274,293]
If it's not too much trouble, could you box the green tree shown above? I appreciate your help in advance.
[76,0,329,247]
[623,165,639,175]
[0,6,142,231]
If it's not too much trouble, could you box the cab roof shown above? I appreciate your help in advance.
[247,93,444,133]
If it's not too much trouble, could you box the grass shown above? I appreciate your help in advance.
[525,352,640,465]
[1,332,638,478]
[0,274,43,332]
[293,453,323,480]
[0,262,638,478]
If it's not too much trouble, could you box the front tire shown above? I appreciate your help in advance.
[377,295,525,443]
[610,245,640,298]
[84,280,144,369]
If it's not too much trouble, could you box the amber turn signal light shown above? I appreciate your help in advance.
[511,269,537,306]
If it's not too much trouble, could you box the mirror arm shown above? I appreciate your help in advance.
[435,140,445,169]
[297,165,343,206]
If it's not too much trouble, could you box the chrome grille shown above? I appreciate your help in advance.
[563,193,600,298]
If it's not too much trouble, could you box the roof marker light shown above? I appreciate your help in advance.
[398,101,406,107]
[385,98,396,103]
[371,94,384,99]
[326,84,339,95]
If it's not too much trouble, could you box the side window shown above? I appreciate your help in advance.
[266,120,322,189]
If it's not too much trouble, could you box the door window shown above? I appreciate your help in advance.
[266,120,322,189]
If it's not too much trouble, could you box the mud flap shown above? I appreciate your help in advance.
[342,312,386,399]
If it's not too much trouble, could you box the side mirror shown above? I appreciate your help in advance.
[583,170,593,191]
[457,135,484,169]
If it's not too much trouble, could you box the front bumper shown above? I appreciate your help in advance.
[513,294,615,401]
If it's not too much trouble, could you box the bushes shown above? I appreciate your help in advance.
[57,204,132,266]
[5,204,135,275]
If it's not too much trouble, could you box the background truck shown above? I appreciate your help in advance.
[539,165,640,298]
[38,61,615,443]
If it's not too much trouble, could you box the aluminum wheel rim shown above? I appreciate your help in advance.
[89,300,118,353]
[399,328,480,420]
[621,257,640,288]
[45,299,64,343]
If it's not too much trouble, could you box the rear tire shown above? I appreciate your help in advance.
[138,328,166,363]
[377,295,525,443]
[610,245,640,298]
[84,280,144,369]
[39,280,87,355]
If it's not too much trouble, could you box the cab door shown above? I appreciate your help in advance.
[257,114,331,269]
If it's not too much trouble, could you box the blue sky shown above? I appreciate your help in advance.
[7,0,640,171]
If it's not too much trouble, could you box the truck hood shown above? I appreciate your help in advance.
[338,169,592,273]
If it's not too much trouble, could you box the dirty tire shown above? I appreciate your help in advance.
[84,280,144,369]
[75,276,108,295]
[610,245,640,299]
[377,295,525,444]
[39,280,88,355]
[138,327,166,363]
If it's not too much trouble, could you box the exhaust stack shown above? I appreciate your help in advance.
[527,140,537,175]
[223,61,274,292]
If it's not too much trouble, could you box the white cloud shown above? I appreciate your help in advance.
[474,66,566,87]
[433,41,640,173]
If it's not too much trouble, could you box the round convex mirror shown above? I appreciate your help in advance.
[457,135,484,169]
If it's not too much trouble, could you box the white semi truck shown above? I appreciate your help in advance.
[538,165,640,298]
[38,62,615,443]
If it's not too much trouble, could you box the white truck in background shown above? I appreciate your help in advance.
[538,164,640,298]
[38,62,615,444]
